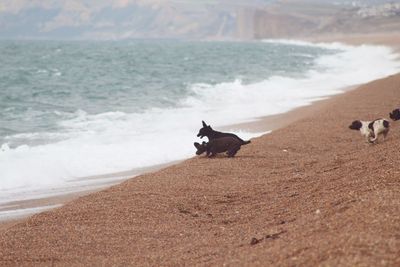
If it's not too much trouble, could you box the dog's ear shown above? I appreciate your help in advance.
[202,120,207,127]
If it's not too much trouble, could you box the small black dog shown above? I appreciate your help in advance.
[194,136,242,157]
[389,108,400,121]
[197,121,251,145]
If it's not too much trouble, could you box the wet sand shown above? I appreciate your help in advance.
[0,161,182,225]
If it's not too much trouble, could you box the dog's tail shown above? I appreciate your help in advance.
[242,140,251,145]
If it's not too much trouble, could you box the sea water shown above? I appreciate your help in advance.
[0,39,399,204]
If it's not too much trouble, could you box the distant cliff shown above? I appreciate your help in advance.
[239,0,400,40]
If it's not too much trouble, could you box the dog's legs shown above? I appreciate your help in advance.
[227,145,240,157]
[208,148,217,158]
[383,129,389,141]
[227,150,236,157]
[367,130,376,143]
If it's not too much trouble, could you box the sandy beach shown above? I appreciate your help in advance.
[0,34,400,265]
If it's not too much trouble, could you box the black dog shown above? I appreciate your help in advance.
[197,121,251,145]
[194,136,242,157]
[389,108,400,121]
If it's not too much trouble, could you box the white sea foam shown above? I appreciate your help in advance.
[0,40,399,204]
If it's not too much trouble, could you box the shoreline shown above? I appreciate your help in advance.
[0,84,359,226]
[0,33,399,226]
[308,32,400,53]
[0,160,182,224]
[224,85,358,133]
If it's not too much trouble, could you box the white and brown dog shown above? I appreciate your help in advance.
[349,119,390,143]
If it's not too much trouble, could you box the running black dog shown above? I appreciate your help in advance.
[197,121,251,145]
[194,136,242,157]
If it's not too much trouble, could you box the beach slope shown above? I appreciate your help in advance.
[0,74,400,266]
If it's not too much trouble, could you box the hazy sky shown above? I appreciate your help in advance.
[0,0,275,40]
